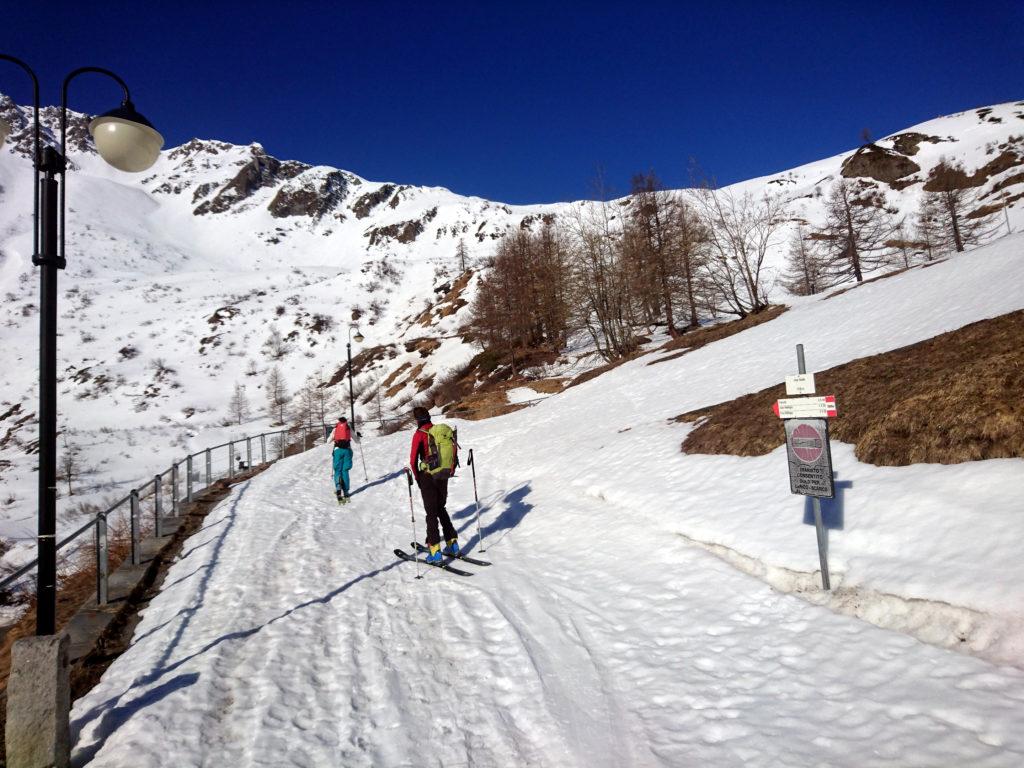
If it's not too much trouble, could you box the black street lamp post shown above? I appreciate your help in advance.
[0,55,163,636]
[347,326,364,430]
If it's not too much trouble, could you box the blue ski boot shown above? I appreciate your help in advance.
[443,538,460,556]
[425,544,443,564]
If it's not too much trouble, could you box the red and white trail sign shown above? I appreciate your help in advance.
[773,395,837,419]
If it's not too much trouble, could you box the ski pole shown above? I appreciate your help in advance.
[468,449,485,552]
[406,468,422,579]
[357,429,369,482]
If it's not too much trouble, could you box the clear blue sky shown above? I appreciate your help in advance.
[2,1,1022,203]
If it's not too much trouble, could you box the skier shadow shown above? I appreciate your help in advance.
[70,672,199,767]
[350,469,405,497]
[72,556,402,765]
[457,483,533,550]
[802,475,853,554]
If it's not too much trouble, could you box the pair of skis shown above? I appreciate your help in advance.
[394,542,491,577]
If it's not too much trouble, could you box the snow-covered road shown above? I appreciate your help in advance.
[70,432,1024,767]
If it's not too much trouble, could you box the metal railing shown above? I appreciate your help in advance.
[0,422,334,605]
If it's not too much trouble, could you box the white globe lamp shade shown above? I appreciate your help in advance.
[0,116,10,147]
[354,331,364,343]
[88,101,163,172]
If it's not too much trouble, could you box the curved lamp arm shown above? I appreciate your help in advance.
[59,67,131,263]
[0,53,41,258]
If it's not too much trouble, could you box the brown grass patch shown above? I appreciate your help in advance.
[443,376,565,421]
[648,305,788,366]
[523,378,567,394]
[676,310,1024,466]
[444,386,530,421]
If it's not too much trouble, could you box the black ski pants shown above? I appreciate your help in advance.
[417,471,457,546]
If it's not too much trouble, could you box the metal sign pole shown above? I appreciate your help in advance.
[796,344,831,590]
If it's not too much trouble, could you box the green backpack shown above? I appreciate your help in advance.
[422,424,458,476]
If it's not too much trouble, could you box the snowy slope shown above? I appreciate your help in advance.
[1,96,1023,578]
[69,403,1024,767]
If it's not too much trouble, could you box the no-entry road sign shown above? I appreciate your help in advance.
[784,418,835,498]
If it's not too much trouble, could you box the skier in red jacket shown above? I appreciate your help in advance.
[409,406,459,563]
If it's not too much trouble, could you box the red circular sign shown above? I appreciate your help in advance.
[791,423,824,463]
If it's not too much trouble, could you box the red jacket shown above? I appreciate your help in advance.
[410,423,431,476]
[333,422,352,442]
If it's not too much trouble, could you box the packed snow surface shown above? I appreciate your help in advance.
[71,235,1024,766]
[71,439,1024,768]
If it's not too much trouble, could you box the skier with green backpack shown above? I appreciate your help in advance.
[409,406,459,563]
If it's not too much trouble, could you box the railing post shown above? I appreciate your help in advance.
[261,433,267,464]
[186,454,194,502]
[171,462,179,517]
[228,441,234,478]
[247,437,252,469]
[154,474,163,538]
[205,448,212,487]
[96,514,109,605]
[130,489,141,566]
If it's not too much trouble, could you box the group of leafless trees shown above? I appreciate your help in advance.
[471,159,1008,365]
[782,159,1004,295]
[227,366,344,431]
[470,171,789,364]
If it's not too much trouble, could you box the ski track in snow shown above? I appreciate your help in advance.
[70,435,1024,767]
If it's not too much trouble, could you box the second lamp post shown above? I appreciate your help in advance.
[347,326,364,429]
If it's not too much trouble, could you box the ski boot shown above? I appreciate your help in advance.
[335,489,343,504]
[343,494,351,505]
[443,537,460,556]
[425,543,443,564]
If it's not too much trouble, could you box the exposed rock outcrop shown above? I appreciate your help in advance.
[268,170,353,219]
[841,144,920,184]
[194,145,309,215]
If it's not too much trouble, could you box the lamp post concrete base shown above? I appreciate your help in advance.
[5,633,70,768]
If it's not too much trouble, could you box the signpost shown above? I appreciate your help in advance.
[775,344,835,590]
